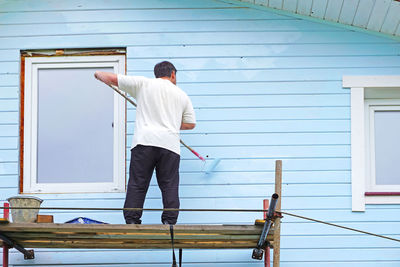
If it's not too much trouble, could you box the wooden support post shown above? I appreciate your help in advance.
[273,160,282,267]
[3,202,10,267]
[263,199,270,267]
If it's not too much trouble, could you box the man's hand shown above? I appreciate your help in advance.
[181,123,195,130]
[94,71,118,86]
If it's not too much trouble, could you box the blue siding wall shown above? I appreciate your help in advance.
[1,0,400,266]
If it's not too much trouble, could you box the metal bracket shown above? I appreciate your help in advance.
[0,233,35,259]
[252,193,279,260]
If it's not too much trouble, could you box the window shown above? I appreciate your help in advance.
[366,101,400,194]
[21,51,126,193]
[343,76,400,211]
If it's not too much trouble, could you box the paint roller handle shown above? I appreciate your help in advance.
[109,84,137,107]
[108,84,205,162]
[180,140,205,161]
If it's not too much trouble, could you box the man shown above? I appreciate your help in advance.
[94,61,196,225]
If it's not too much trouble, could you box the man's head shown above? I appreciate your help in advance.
[154,61,177,85]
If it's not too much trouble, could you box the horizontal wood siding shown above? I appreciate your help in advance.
[0,0,400,266]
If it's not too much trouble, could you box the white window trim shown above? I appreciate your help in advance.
[23,55,126,194]
[343,75,400,211]
[366,101,400,193]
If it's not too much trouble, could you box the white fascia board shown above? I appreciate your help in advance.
[343,76,400,88]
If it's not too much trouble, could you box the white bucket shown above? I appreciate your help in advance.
[7,196,43,223]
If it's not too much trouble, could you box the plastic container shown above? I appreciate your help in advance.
[7,196,43,223]
[65,217,107,224]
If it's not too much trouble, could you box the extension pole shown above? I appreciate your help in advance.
[108,84,205,161]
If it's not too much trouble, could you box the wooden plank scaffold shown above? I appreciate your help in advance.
[1,160,283,267]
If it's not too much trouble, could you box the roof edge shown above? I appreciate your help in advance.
[218,0,400,42]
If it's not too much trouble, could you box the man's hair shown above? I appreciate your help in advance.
[154,61,177,78]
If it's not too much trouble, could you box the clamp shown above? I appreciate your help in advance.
[252,193,280,260]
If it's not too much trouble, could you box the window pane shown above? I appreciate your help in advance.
[374,110,400,185]
[37,67,114,183]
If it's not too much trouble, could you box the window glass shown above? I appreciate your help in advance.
[374,110,400,186]
[37,67,114,183]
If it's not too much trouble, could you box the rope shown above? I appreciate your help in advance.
[279,211,400,243]
[1,206,399,243]
[169,225,177,267]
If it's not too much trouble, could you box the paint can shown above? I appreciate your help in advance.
[7,196,43,223]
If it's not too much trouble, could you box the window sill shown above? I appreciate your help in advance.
[365,192,400,196]
[19,192,127,200]
[365,194,400,204]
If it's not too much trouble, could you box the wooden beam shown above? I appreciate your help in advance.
[0,223,274,250]
[264,199,271,267]
[19,55,25,193]
[2,232,274,243]
[273,160,282,267]
[0,223,265,233]
[12,240,274,249]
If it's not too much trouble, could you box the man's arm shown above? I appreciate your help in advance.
[181,95,196,130]
[94,71,118,86]
[181,122,195,130]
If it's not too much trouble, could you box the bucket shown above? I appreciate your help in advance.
[7,196,43,223]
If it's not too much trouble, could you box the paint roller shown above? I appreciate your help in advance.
[205,158,221,174]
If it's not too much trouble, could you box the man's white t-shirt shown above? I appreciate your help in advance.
[118,74,196,155]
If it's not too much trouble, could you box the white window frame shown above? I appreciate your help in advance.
[343,76,400,211]
[366,101,400,193]
[23,55,126,194]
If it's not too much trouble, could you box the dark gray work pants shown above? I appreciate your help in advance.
[123,145,180,224]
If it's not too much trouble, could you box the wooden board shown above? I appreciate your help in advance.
[0,223,274,249]
[0,218,10,224]
[36,215,54,223]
